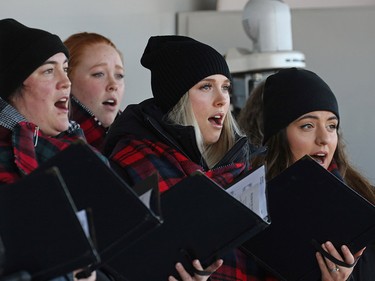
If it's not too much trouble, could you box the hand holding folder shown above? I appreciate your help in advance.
[241,155,375,281]
[105,165,270,281]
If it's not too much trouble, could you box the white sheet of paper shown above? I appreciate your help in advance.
[226,166,268,221]
[76,209,90,238]
[139,189,152,209]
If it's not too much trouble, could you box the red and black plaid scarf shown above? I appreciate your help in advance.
[0,99,87,184]
[111,136,247,193]
[70,96,108,151]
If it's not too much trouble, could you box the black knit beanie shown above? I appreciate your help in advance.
[263,68,339,145]
[140,35,231,114]
[0,18,69,100]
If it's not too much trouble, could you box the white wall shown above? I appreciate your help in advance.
[292,7,375,183]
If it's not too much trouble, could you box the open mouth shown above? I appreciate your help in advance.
[102,99,117,107]
[208,114,224,126]
[55,97,69,110]
[310,153,326,165]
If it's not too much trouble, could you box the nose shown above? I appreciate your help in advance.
[315,126,329,145]
[58,71,71,90]
[214,88,228,107]
[107,77,119,92]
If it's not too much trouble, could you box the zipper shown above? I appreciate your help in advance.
[213,136,248,169]
[145,115,207,169]
[33,126,39,147]
[145,115,248,172]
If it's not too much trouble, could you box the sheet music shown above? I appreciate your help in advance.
[76,210,90,238]
[226,166,268,221]
[139,189,152,209]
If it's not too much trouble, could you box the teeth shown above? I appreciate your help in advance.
[316,153,325,157]
[106,99,115,104]
[214,115,220,119]
[59,97,68,102]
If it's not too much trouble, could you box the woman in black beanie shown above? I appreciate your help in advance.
[252,67,375,203]
[0,18,86,181]
[104,35,271,281]
[248,67,375,281]
[0,18,99,281]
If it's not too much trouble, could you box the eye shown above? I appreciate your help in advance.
[327,123,338,131]
[92,72,104,78]
[43,68,54,74]
[64,67,69,73]
[222,84,231,92]
[199,83,212,91]
[115,73,124,80]
[300,123,313,130]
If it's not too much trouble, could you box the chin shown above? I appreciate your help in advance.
[57,122,70,133]
[98,115,116,128]
[204,137,221,145]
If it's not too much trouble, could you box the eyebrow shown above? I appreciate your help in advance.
[90,62,124,70]
[42,58,69,65]
[200,78,230,83]
[297,114,338,122]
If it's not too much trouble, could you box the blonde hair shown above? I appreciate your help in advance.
[168,93,244,168]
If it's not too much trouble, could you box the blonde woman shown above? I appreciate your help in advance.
[103,35,274,281]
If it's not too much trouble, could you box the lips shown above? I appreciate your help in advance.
[102,99,117,107]
[310,153,327,165]
[208,114,224,126]
[54,97,69,110]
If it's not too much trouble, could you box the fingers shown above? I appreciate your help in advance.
[353,247,366,259]
[168,275,178,281]
[317,242,355,281]
[193,259,223,274]
[169,259,223,281]
[338,244,355,265]
[322,242,342,272]
[192,260,205,273]
[316,251,329,273]
[173,262,192,281]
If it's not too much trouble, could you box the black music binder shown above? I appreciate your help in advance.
[105,167,270,281]
[0,167,99,281]
[241,155,375,281]
[33,141,162,273]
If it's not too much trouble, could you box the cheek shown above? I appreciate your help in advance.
[190,97,204,113]
[72,80,101,102]
[289,143,305,160]
[118,84,125,97]
[287,136,310,160]
[330,134,339,150]
[194,103,209,123]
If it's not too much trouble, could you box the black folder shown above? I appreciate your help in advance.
[105,168,270,281]
[33,142,162,273]
[0,167,99,281]
[241,155,375,281]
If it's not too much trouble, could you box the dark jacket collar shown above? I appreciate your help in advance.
[104,98,251,170]
[104,98,203,163]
